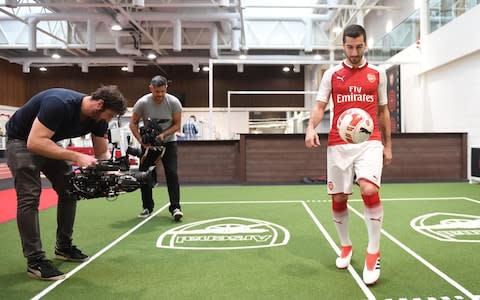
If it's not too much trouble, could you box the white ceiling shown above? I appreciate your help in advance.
[0,0,399,72]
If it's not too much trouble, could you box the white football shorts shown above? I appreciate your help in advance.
[326,140,384,195]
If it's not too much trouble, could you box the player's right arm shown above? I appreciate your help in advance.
[305,67,333,148]
[27,117,97,167]
[129,111,146,147]
[305,101,328,148]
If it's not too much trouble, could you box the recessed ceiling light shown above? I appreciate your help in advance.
[386,20,393,33]
[282,66,290,72]
[147,53,157,60]
[39,67,47,71]
[111,24,122,31]
[121,66,128,71]
[202,66,210,72]
[51,53,61,59]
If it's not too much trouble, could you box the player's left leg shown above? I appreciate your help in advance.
[359,182,382,255]
[327,145,356,269]
[332,194,352,269]
[355,141,384,285]
[358,181,382,285]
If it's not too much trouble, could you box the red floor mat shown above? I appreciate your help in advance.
[0,188,58,223]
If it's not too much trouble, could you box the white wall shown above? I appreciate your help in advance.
[365,0,417,46]
[389,5,480,180]
[422,4,480,72]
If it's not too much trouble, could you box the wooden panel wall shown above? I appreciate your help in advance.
[0,59,26,106]
[21,64,304,108]
[382,133,468,181]
[242,133,467,183]
[213,65,304,107]
[156,133,467,184]
[24,65,198,107]
[156,140,239,184]
[241,134,327,183]
[0,58,305,108]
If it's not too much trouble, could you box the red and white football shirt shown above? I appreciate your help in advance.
[316,60,387,146]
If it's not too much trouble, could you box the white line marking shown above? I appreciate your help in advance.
[301,201,376,300]
[182,200,304,204]
[31,203,170,300]
[348,205,478,300]
[349,197,468,202]
[463,197,480,204]
[30,195,480,299]
[182,197,473,205]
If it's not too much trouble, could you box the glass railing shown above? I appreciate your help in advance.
[367,0,479,61]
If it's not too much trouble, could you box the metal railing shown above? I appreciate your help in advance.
[367,0,479,61]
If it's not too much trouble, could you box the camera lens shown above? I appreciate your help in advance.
[126,146,143,157]
[134,166,156,188]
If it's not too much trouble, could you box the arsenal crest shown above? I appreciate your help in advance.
[367,73,376,83]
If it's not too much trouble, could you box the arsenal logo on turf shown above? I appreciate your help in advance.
[367,73,376,83]
[410,213,480,242]
[156,217,290,250]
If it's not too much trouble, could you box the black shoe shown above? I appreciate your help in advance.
[138,208,151,218]
[55,245,89,262]
[172,208,183,221]
[27,259,65,281]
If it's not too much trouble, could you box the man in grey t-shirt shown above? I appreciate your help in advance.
[129,75,183,220]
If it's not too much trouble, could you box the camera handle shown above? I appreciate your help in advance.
[140,145,166,165]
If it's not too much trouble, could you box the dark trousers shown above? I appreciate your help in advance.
[6,139,76,263]
[139,141,180,214]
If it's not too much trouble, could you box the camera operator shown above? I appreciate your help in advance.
[5,86,127,281]
[129,75,183,221]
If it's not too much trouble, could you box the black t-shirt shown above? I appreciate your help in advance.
[6,88,108,142]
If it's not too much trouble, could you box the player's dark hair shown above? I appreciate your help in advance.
[91,85,127,115]
[342,24,367,44]
[150,75,168,88]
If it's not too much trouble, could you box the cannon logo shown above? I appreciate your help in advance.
[410,213,480,243]
[156,217,290,250]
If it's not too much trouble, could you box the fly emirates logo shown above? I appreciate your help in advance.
[336,85,374,103]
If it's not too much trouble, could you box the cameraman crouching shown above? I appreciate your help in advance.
[5,86,127,280]
[129,75,183,221]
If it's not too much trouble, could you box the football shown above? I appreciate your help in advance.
[337,108,374,144]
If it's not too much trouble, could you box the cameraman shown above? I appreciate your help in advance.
[5,86,127,281]
[129,75,183,220]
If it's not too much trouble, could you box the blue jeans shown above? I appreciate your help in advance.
[6,139,76,263]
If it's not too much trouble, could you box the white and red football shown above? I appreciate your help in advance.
[337,108,374,144]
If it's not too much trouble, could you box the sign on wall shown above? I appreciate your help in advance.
[386,65,401,133]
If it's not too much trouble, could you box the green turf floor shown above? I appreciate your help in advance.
[0,182,479,299]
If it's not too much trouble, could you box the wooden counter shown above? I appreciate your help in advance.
[155,133,467,184]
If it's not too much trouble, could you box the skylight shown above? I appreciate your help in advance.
[242,0,318,18]
[1,0,55,17]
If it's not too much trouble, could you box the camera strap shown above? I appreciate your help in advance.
[140,145,166,165]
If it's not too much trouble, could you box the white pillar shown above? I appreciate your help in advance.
[173,18,182,52]
[420,0,430,40]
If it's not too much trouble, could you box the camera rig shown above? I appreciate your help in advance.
[66,117,170,201]
[65,155,156,201]
[140,118,168,147]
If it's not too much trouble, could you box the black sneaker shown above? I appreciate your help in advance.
[55,245,89,262]
[138,208,151,218]
[27,259,65,281]
[172,208,183,221]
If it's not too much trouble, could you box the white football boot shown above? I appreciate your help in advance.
[336,245,353,269]
[363,252,381,285]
